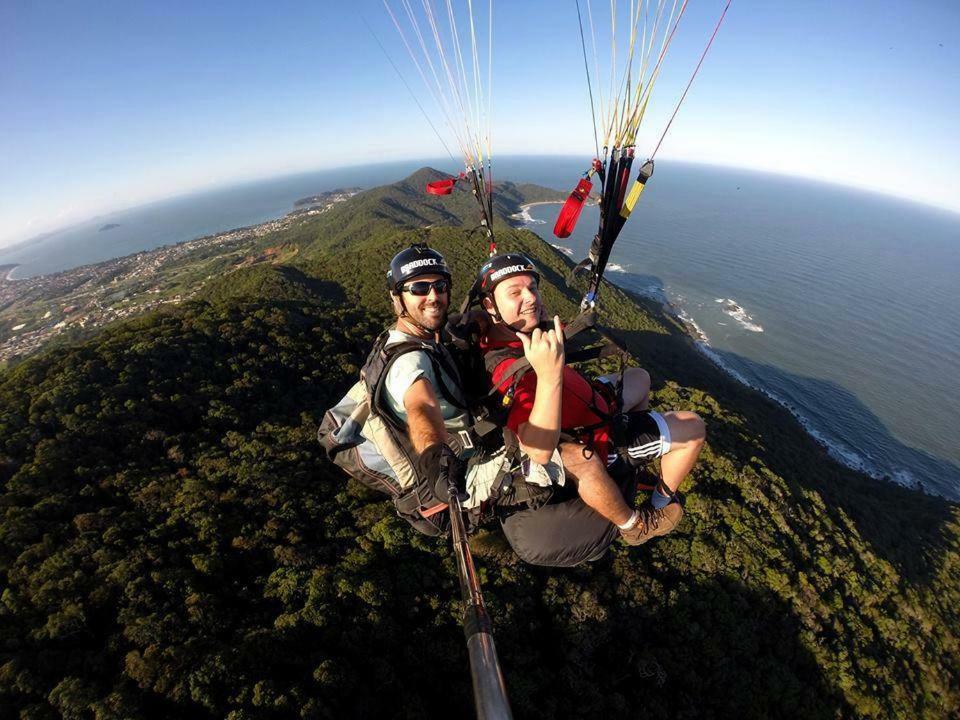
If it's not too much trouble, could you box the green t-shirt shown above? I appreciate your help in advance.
[382,330,469,432]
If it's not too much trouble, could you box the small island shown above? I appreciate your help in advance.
[98,223,121,232]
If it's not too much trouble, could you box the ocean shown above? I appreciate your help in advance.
[2,156,958,498]
[0,161,433,280]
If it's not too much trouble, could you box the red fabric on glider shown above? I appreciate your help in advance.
[426,179,457,195]
[553,178,593,238]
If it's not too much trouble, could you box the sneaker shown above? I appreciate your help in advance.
[619,500,684,545]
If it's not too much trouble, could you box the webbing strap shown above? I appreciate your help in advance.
[420,502,449,518]
[370,336,468,432]
[488,357,530,396]
[487,428,520,501]
[619,160,654,220]
[564,308,597,337]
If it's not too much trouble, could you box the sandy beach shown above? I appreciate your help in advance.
[511,201,563,225]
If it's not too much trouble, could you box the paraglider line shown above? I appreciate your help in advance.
[651,0,731,160]
[576,0,601,160]
[361,12,458,164]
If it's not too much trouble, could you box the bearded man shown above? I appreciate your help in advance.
[382,243,471,505]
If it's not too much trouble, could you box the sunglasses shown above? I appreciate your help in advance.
[401,279,450,296]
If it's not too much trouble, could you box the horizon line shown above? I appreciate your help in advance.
[2,154,958,251]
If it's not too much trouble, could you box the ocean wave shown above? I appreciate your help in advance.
[607,263,626,273]
[716,297,763,332]
[550,243,574,256]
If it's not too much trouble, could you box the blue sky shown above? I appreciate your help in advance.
[1,0,958,247]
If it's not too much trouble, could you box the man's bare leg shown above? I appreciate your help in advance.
[659,411,706,493]
[559,442,633,526]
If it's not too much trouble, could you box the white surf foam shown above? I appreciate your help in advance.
[607,263,626,273]
[550,243,574,256]
[717,297,763,332]
[676,307,710,344]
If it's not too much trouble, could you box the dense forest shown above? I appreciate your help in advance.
[1,169,958,719]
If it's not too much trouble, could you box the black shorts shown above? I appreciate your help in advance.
[609,410,672,467]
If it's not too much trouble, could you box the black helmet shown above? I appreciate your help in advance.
[387,243,452,294]
[475,252,540,296]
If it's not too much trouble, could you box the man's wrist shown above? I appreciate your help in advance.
[534,369,563,384]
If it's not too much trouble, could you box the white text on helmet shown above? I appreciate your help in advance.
[489,264,534,283]
[400,258,442,275]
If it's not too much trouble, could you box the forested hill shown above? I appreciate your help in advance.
[277,166,565,256]
[1,170,958,719]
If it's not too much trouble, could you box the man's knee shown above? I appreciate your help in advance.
[599,367,650,410]
[665,410,706,447]
[559,441,600,466]
[626,366,651,390]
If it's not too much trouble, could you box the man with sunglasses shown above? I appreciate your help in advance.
[383,243,470,503]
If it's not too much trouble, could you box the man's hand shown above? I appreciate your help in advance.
[417,443,468,504]
[517,315,565,382]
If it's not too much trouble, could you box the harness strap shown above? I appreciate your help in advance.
[483,310,602,395]
[420,502,449,518]
[446,429,476,456]
[369,334,470,432]
[564,308,597,337]
[486,428,521,501]
[485,335,619,400]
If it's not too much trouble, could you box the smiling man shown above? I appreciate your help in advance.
[382,243,471,507]
[476,253,706,546]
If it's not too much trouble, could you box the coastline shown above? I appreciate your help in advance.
[519,201,564,208]
[6,219,271,283]
[662,293,937,497]
[511,201,562,226]
[0,193,350,283]
[628,281,939,496]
